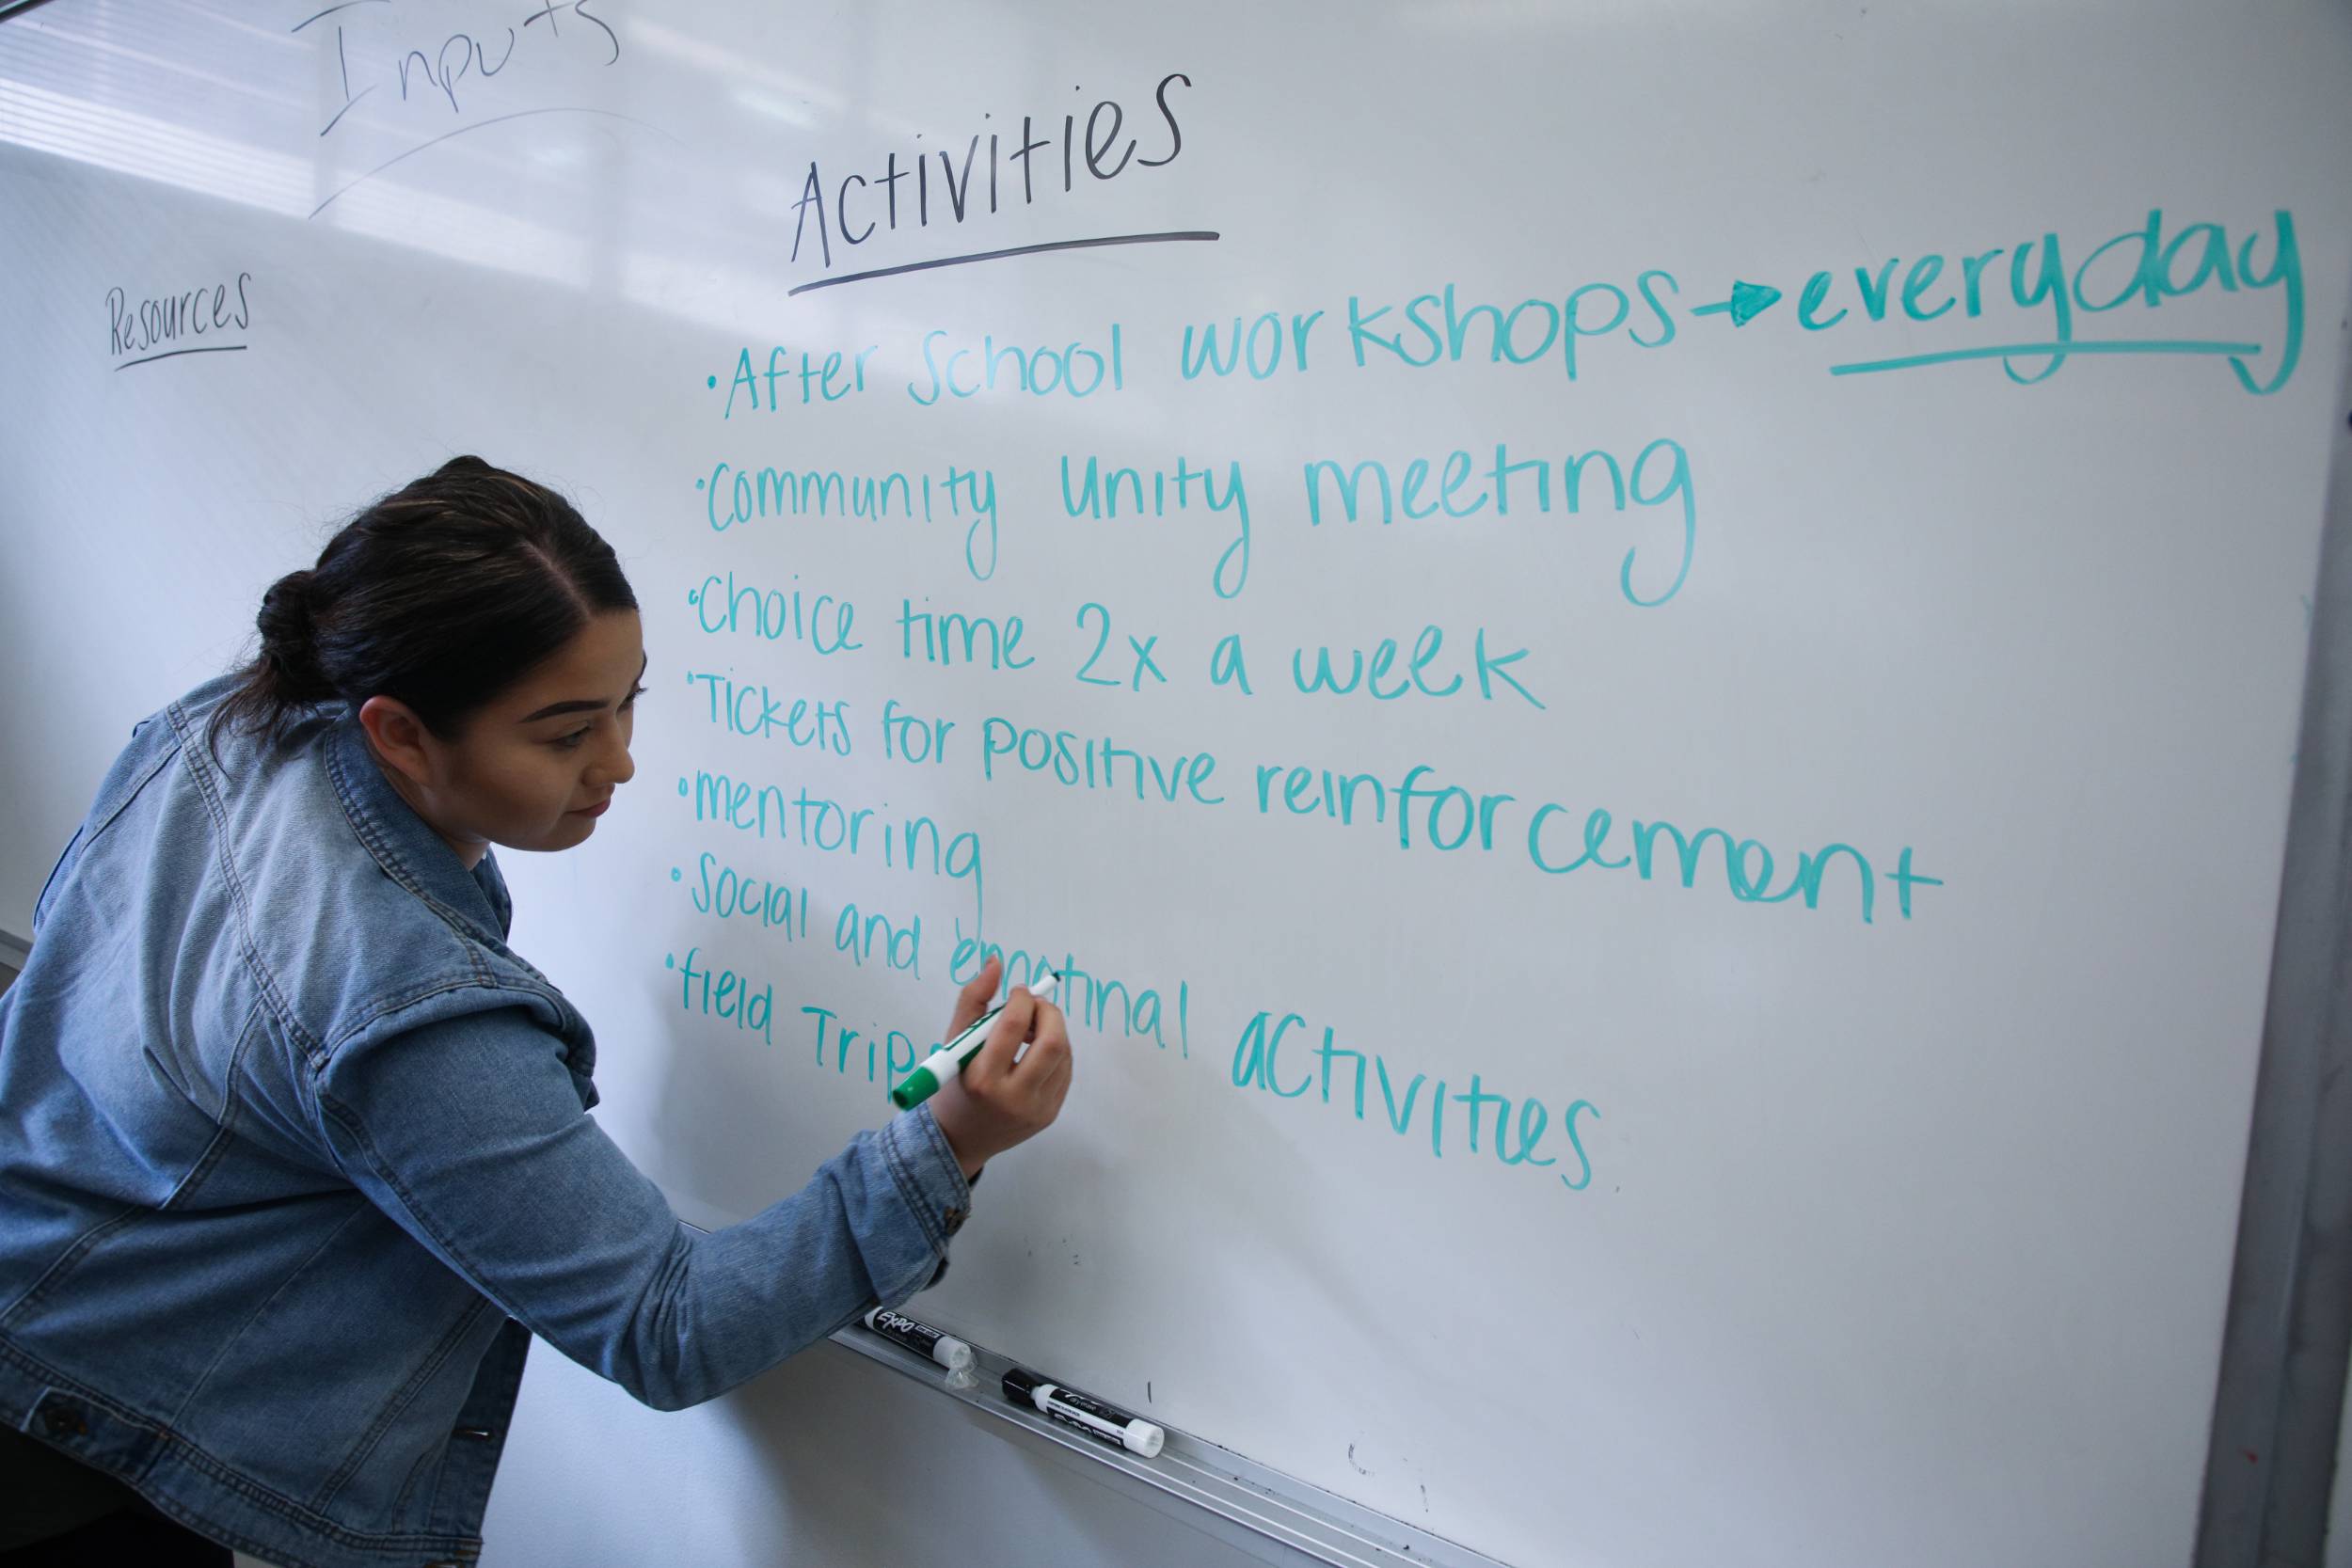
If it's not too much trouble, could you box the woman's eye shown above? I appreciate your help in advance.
[553,728,591,751]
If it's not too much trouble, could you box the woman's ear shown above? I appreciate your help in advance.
[358,695,437,789]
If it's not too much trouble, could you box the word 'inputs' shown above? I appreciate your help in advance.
[298,0,618,143]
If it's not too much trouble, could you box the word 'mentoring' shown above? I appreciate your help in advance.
[682,763,985,926]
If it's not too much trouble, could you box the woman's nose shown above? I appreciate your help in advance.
[597,733,637,788]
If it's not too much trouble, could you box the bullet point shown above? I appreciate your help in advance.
[664,954,675,969]
[688,587,699,604]
[677,779,689,796]
[707,374,717,388]
[671,867,682,881]
[694,477,705,489]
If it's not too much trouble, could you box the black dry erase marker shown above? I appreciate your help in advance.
[862,1306,974,1375]
[1002,1366,1165,1459]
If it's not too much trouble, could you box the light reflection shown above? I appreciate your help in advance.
[0,0,1201,451]
[628,16,844,120]
[326,167,592,288]
[0,76,311,213]
[730,87,813,128]
[0,4,625,287]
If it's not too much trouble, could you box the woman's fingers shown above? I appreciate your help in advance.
[925,982,1073,1177]
[964,986,1035,1088]
[1012,1000,1071,1083]
[944,956,1002,1039]
[1038,1033,1074,1113]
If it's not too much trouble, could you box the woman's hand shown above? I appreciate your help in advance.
[926,957,1073,1180]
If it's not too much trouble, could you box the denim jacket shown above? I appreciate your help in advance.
[0,676,974,1568]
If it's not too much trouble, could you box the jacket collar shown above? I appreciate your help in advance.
[324,712,513,945]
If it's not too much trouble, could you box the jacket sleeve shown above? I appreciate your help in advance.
[310,1001,973,1411]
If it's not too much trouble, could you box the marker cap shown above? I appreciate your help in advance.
[888,1066,941,1111]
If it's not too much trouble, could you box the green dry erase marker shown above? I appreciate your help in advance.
[890,970,1061,1111]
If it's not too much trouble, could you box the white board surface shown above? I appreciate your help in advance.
[5,5,2351,1565]
[2334,1379,2352,1568]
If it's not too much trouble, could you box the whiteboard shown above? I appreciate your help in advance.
[4,4,2350,1565]
[2335,1384,2352,1568]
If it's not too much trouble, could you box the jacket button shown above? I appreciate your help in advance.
[943,1206,967,1236]
[41,1403,87,1438]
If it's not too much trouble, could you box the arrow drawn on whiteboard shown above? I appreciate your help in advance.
[1689,279,1783,325]
[307,105,679,219]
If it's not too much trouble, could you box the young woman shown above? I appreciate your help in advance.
[0,458,1073,1568]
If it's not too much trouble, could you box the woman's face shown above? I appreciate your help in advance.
[366,610,644,863]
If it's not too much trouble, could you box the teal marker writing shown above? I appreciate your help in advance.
[890,970,1062,1111]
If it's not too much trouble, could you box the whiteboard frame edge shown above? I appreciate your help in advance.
[2194,321,2352,1567]
[827,1325,1514,1568]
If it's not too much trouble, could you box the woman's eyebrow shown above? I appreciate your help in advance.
[517,655,650,723]
[518,697,607,722]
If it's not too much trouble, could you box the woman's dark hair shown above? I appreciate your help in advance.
[213,456,637,747]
